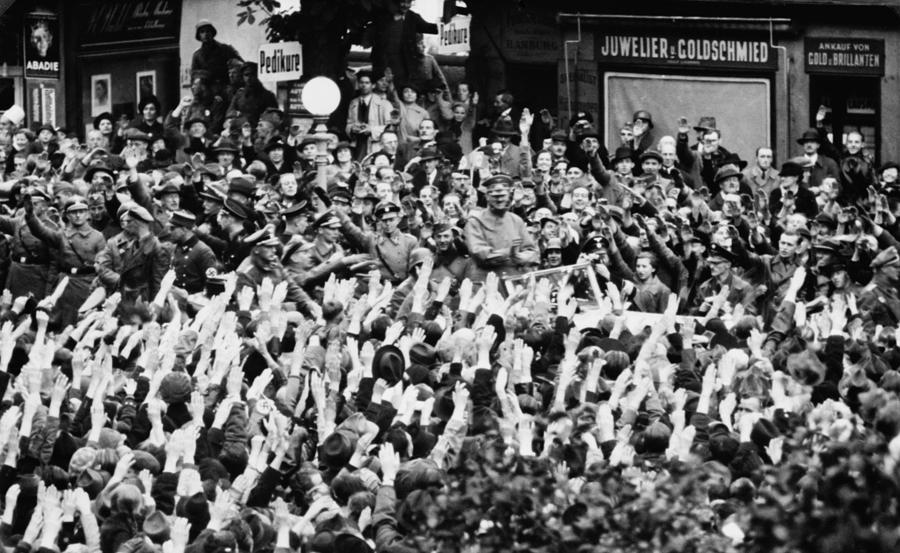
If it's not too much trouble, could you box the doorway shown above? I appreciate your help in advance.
[809,76,880,164]
[505,63,558,114]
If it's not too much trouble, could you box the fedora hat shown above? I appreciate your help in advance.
[491,116,519,137]
[372,344,405,384]
[693,116,717,133]
[796,129,821,145]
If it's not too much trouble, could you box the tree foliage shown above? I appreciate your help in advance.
[235,0,400,77]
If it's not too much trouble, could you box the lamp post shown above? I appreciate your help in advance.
[300,76,341,194]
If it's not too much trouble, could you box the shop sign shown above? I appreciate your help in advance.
[286,81,306,114]
[27,81,56,127]
[79,0,181,48]
[596,32,777,71]
[437,15,470,55]
[24,14,60,79]
[502,11,559,63]
[805,37,884,76]
[258,42,303,82]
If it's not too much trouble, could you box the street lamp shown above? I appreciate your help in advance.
[300,76,341,193]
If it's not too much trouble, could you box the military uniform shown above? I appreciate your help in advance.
[464,208,539,282]
[338,212,418,285]
[25,213,106,326]
[0,214,57,300]
[690,272,758,316]
[170,236,217,294]
[858,246,900,334]
[95,233,171,304]
[236,260,317,317]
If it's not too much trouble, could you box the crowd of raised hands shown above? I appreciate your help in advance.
[0,259,899,553]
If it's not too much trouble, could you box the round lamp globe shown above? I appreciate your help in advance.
[301,76,341,116]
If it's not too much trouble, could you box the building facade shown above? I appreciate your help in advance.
[466,0,900,166]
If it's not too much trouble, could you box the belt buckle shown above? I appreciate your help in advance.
[18,257,26,264]
[70,267,78,274]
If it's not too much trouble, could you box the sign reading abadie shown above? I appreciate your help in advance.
[258,42,303,82]
[597,32,777,71]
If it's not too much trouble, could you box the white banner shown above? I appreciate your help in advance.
[258,42,303,82]
[437,15,470,55]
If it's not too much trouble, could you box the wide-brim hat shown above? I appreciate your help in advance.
[491,116,518,137]
[879,161,900,174]
[693,116,717,133]
[222,198,250,220]
[714,166,742,185]
[721,153,748,170]
[92,112,113,130]
[797,129,821,144]
[84,162,115,183]
[212,138,239,154]
[612,146,634,163]
[419,146,441,161]
[372,344,405,384]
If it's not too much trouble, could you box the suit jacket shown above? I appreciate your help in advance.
[803,154,840,190]
[369,10,438,85]
[346,95,394,159]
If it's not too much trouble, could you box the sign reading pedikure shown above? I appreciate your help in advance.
[258,42,303,82]
[596,32,777,71]
[805,37,884,76]
[437,15,470,55]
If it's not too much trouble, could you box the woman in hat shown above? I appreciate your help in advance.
[330,142,361,185]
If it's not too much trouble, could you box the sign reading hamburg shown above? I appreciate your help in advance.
[597,33,777,70]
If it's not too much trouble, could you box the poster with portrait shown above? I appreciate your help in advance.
[91,74,111,116]
[24,14,61,79]
[136,71,157,102]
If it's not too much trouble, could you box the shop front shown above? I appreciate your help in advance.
[805,37,884,163]
[556,2,900,165]
[557,16,782,166]
[0,1,64,130]
[70,0,182,135]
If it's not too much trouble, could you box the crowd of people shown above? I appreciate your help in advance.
[1,13,900,553]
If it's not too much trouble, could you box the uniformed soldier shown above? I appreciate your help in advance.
[166,211,217,294]
[300,212,374,291]
[95,203,171,305]
[199,198,253,273]
[0,185,58,300]
[858,246,900,334]
[235,232,321,319]
[336,200,418,285]
[25,195,106,327]
[464,174,539,282]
